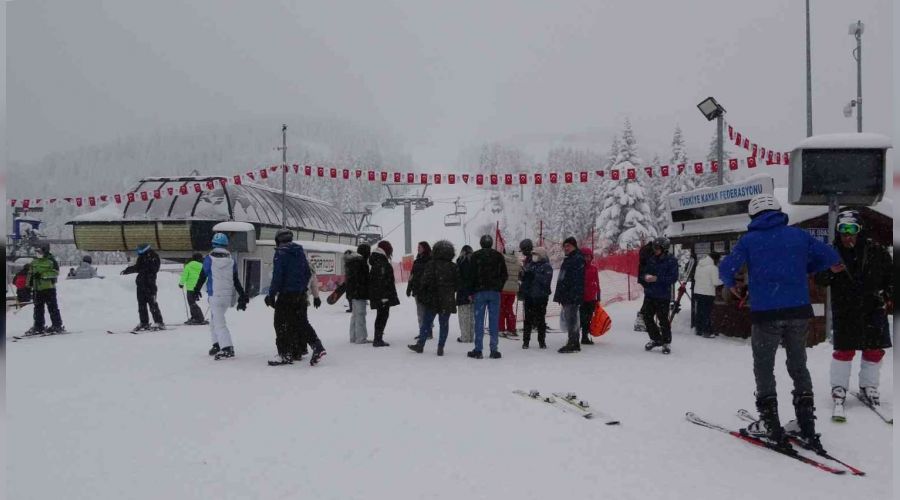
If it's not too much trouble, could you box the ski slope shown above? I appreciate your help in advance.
[5,268,894,500]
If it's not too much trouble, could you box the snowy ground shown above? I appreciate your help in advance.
[6,269,894,500]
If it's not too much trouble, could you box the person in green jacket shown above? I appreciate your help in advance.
[179,253,207,325]
[25,242,65,335]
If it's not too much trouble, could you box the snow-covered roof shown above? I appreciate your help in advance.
[667,187,893,239]
[213,221,255,233]
[793,133,892,150]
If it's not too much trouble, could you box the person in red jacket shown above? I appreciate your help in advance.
[579,248,601,345]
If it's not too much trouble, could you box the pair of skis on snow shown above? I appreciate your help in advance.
[106,325,175,335]
[10,330,79,342]
[686,410,866,476]
[834,392,892,425]
[513,390,620,425]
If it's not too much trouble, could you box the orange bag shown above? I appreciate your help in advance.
[589,303,612,337]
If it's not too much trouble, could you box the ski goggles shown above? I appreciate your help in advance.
[836,222,861,235]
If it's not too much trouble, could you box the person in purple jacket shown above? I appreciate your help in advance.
[719,194,842,452]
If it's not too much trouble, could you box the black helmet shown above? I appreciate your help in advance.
[519,239,534,253]
[653,236,670,249]
[82,255,93,264]
[275,229,293,244]
[479,234,493,249]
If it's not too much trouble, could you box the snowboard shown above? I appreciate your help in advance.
[326,282,347,305]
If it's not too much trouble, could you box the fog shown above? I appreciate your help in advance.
[6,0,893,171]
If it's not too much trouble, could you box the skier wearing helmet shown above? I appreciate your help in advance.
[194,233,249,360]
[121,243,165,331]
[815,209,893,421]
[719,194,841,452]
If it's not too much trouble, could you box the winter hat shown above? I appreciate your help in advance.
[212,233,229,247]
[479,234,493,249]
[653,236,670,249]
[432,240,456,261]
[563,236,577,248]
[275,229,293,245]
[357,243,371,259]
[836,209,863,235]
[136,243,151,255]
[519,239,534,253]
[580,247,593,261]
[748,194,781,217]
[82,255,93,264]
[377,240,393,258]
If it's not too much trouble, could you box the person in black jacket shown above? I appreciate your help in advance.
[455,245,475,343]
[521,246,552,349]
[815,210,893,412]
[407,241,434,340]
[345,243,371,344]
[553,237,585,353]
[121,243,165,331]
[467,235,508,359]
[408,240,459,356]
[368,240,400,347]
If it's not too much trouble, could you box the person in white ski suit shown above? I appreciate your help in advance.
[194,233,248,359]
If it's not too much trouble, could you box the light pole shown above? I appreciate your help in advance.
[806,0,813,137]
[697,97,726,185]
[850,21,864,133]
[280,124,288,228]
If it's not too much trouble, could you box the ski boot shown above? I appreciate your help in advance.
[45,325,66,334]
[741,396,789,448]
[132,323,152,333]
[214,346,235,360]
[152,322,167,331]
[23,326,45,336]
[661,344,671,355]
[792,391,825,453]
[860,386,880,406]
[581,334,594,345]
[268,353,293,366]
[558,343,580,353]
[407,342,425,353]
[208,343,221,356]
[310,343,327,366]
[831,386,847,422]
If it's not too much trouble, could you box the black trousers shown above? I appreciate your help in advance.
[580,301,598,337]
[137,289,163,325]
[641,297,671,344]
[33,289,63,329]
[274,293,323,357]
[695,295,714,335]
[522,299,548,343]
[374,305,391,336]
[186,291,205,322]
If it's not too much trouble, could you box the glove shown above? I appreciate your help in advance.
[313,297,322,309]
[264,295,275,308]
[192,290,201,298]
[178,284,183,289]
[120,270,127,275]
[237,294,248,311]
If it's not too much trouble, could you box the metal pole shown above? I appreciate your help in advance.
[855,21,862,133]
[716,114,725,185]
[825,196,838,341]
[806,0,813,137]
[281,124,287,228]
[403,202,412,255]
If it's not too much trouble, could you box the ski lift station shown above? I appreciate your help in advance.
[666,173,892,345]
[68,176,358,295]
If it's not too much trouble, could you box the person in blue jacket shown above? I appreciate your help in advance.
[638,237,678,354]
[264,229,327,366]
[719,194,841,451]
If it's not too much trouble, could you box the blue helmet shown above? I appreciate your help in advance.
[136,243,151,254]
[212,233,229,247]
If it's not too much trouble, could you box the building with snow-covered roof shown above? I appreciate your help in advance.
[68,176,358,296]
[664,175,893,345]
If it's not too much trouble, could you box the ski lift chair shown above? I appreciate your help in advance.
[444,214,462,227]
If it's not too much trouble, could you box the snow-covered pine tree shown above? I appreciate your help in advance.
[698,132,735,187]
[644,154,671,237]
[665,125,696,195]
[595,119,657,253]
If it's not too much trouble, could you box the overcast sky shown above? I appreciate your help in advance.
[6,0,895,170]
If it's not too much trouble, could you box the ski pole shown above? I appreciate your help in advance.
[181,287,189,321]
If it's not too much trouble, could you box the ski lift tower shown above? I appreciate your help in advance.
[343,205,383,245]
[381,183,433,255]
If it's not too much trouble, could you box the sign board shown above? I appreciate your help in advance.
[713,241,726,253]
[694,242,711,255]
[308,252,336,275]
[668,176,775,223]
[789,133,890,205]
